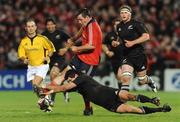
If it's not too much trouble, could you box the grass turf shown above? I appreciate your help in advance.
[0,91,179,122]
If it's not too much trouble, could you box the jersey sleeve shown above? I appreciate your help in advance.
[135,21,149,34]
[104,32,117,45]
[60,30,70,42]
[18,40,27,59]
[43,36,56,53]
[73,76,83,86]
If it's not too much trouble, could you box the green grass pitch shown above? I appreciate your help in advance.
[0,91,179,122]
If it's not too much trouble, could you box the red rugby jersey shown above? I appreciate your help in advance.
[78,18,102,65]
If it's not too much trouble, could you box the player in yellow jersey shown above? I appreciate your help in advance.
[18,19,55,105]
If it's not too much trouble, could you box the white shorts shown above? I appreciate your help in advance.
[27,64,49,82]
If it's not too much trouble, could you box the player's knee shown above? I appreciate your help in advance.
[137,75,148,85]
[120,72,132,83]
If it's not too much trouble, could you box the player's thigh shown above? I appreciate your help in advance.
[81,63,97,76]
[116,104,143,113]
[133,54,147,72]
[50,66,60,80]
[32,75,43,85]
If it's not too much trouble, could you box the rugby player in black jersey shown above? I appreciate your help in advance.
[42,17,70,104]
[102,19,123,88]
[42,68,171,115]
[116,5,157,93]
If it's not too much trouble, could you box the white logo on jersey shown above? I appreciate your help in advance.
[56,34,60,39]
[128,25,133,30]
[122,59,127,63]
[141,66,145,70]
[118,28,121,31]
[81,70,86,73]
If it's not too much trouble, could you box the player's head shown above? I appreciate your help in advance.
[25,18,37,35]
[45,17,56,33]
[119,5,132,22]
[64,69,78,82]
[76,8,92,26]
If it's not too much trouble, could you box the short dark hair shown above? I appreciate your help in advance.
[76,8,91,18]
[45,17,56,25]
[64,69,78,81]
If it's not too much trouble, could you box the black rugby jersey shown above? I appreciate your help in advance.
[116,19,149,57]
[42,29,70,58]
[104,31,123,61]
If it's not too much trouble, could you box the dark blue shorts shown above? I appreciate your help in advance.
[70,56,97,77]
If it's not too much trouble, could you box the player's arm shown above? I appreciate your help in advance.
[43,37,56,57]
[102,44,114,58]
[126,33,150,45]
[47,82,77,93]
[70,26,83,42]
[18,41,29,64]
[125,22,150,47]
[58,27,83,55]
[71,44,95,53]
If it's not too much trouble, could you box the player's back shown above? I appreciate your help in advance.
[74,75,119,107]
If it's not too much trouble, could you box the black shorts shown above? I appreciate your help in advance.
[50,55,66,70]
[70,56,97,77]
[101,89,123,112]
[110,59,123,74]
[122,53,147,72]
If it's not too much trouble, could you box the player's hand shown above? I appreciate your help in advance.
[125,40,135,48]
[58,48,68,56]
[105,51,114,58]
[67,39,74,47]
[70,46,79,53]
[23,58,29,64]
[111,40,120,47]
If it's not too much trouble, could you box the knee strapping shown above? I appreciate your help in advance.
[121,72,132,77]
[137,75,147,81]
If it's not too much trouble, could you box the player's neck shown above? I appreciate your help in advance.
[27,33,36,38]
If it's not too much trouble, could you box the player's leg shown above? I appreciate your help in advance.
[49,65,60,105]
[80,62,97,116]
[70,56,94,116]
[29,64,49,97]
[119,64,134,92]
[112,61,122,89]
[83,65,97,116]
[137,70,157,92]
[32,75,44,97]
[135,54,157,92]
[116,103,171,114]
[118,90,160,106]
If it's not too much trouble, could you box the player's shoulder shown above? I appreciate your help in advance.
[131,19,144,25]
[20,36,28,43]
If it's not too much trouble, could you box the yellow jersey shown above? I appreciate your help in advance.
[18,34,55,66]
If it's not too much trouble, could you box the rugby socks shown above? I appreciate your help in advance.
[121,85,129,91]
[49,82,57,102]
[118,82,122,89]
[140,106,162,114]
[83,96,91,109]
[136,94,152,103]
[51,93,56,102]
[33,84,42,98]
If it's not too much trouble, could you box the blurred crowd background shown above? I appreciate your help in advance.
[0,0,179,76]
